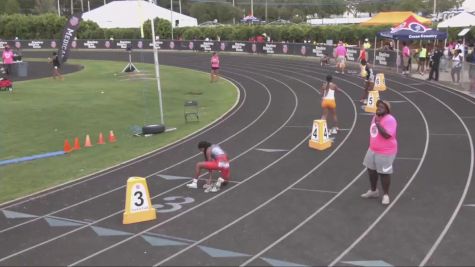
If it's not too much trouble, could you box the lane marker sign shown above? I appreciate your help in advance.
[308,119,331,150]
[123,177,156,224]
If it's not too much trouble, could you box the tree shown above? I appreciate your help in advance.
[3,0,20,14]
[424,0,464,14]
[33,0,56,14]
[316,0,346,18]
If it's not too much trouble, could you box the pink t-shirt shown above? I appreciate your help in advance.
[211,56,220,68]
[335,45,346,57]
[403,46,410,57]
[369,114,398,155]
[2,50,14,64]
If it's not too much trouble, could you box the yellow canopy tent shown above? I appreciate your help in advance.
[360,12,432,26]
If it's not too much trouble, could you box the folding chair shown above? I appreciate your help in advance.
[184,100,199,122]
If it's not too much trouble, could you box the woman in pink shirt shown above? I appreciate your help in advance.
[210,52,220,82]
[2,44,14,76]
[361,100,398,205]
[402,42,411,75]
[335,41,347,74]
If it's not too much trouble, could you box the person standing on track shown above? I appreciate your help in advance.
[361,100,398,205]
[210,52,220,82]
[360,59,374,104]
[187,141,230,193]
[320,75,340,134]
[335,41,347,74]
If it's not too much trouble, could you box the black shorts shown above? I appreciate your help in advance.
[211,67,219,70]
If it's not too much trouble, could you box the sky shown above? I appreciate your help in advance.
[463,0,475,11]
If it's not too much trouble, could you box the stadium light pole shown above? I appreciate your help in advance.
[170,0,174,40]
[150,1,165,125]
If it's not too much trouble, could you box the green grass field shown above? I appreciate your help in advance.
[0,59,237,204]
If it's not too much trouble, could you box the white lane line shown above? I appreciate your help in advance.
[0,71,276,262]
[285,126,310,128]
[430,133,467,136]
[151,63,359,267]
[396,157,422,161]
[281,60,475,266]
[289,187,339,194]
[0,76,246,235]
[67,64,307,266]
[237,61,428,267]
[0,70,242,211]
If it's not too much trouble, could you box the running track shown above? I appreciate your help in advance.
[1,51,474,266]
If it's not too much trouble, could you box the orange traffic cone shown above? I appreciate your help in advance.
[73,137,81,150]
[84,134,92,147]
[64,139,73,153]
[109,130,117,143]
[98,132,105,145]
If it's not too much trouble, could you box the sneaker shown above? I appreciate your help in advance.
[361,189,379,199]
[382,194,390,205]
[210,185,220,193]
[331,127,338,135]
[186,181,197,189]
[204,185,213,193]
[203,183,211,189]
[216,177,225,187]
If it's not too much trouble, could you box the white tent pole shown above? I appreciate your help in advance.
[396,39,399,73]
[170,0,174,40]
[373,36,377,66]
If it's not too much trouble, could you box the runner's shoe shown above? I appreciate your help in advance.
[186,181,197,189]
[361,189,379,198]
[382,194,390,205]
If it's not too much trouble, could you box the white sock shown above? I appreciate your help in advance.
[192,179,198,184]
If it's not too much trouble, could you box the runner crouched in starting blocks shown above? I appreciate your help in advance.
[187,141,230,193]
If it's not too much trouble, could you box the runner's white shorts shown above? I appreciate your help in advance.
[363,149,396,174]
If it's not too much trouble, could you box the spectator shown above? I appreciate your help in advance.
[2,44,14,77]
[417,44,427,75]
[455,39,465,57]
[363,38,371,49]
[402,41,411,75]
[428,46,443,81]
[440,43,451,72]
[451,49,463,84]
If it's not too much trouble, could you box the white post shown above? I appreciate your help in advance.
[396,39,399,73]
[251,0,253,16]
[104,0,106,5]
[88,0,90,11]
[265,0,268,22]
[150,16,165,125]
[57,0,61,16]
[433,0,437,16]
[232,0,235,24]
[170,0,174,40]
[81,0,84,12]
[71,0,74,15]
[373,36,377,66]
[179,0,182,14]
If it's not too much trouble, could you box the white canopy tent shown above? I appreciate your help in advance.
[437,11,475,28]
[82,0,197,29]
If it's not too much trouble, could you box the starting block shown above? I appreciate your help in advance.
[308,119,331,150]
[364,90,380,113]
[374,73,387,91]
[123,176,156,224]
